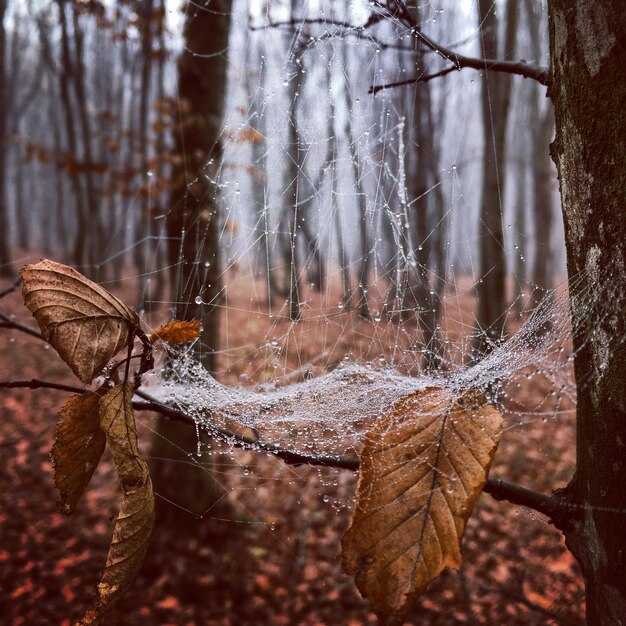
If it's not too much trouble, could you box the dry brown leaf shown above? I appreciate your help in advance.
[79,477,155,626]
[51,392,106,515]
[99,383,149,488]
[20,259,139,384]
[149,318,201,345]
[341,386,503,623]
[77,383,154,624]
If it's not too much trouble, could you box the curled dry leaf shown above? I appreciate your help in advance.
[79,383,154,624]
[20,259,139,384]
[99,383,149,487]
[149,318,201,345]
[51,391,106,515]
[341,387,503,623]
[79,477,155,626]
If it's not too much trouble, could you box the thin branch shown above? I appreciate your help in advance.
[0,277,21,300]
[251,14,384,34]
[0,311,46,341]
[369,51,549,93]
[411,31,549,86]
[370,66,459,94]
[0,378,85,394]
[372,0,550,87]
[261,4,550,88]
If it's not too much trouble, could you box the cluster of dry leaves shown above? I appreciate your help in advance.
[1,259,584,624]
[19,260,201,624]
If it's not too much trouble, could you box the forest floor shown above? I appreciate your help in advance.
[0,260,585,625]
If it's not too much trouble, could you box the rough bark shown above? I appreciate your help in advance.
[548,1,626,623]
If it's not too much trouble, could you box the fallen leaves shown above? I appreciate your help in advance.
[342,387,503,623]
[20,260,139,384]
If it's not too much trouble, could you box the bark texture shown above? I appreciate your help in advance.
[549,1,626,623]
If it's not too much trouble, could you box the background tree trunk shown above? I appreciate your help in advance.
[156,0,233,519]
[0,0,10,277]
[473,0,517,359]
[166,0,231,373]
[549,1,626,623]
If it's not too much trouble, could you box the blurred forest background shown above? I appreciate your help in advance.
[0,1,585,624]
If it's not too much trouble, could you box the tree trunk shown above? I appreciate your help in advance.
[529,107,555,316]
[0,0,13,277]
[282,11,303,322]
[331,132,352,310]
[548,1,626,623]
[527,0,556,317]
[157,0,232,520]
[69,3,102,277]
[167,0,231,372]
[134,0,154,308]
[473,0,517,359]
[55,1,88,271]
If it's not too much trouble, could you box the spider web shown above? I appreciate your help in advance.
[131,0,581,516]
[3,0,584,516]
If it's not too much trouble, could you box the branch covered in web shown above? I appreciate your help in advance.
[133,390,572,523]
[371,0,550,86]
[254,2,550,88]
[0,371,575,524]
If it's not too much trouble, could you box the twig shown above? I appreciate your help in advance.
[370,66,459,94]
[0,311,46,341]
[371,0,550,87]
[0,277,21,300]
[251,14,384,34]
[482,478,571,525]
[258,9,549,88]
[0,378,85,394]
